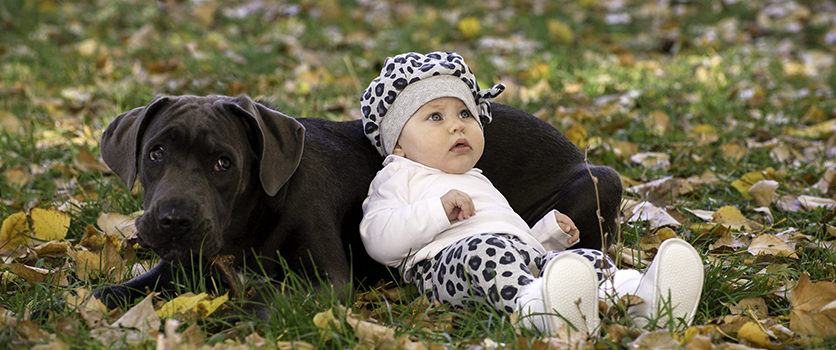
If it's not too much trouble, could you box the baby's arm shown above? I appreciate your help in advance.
[360,165,451,267]
[530,209,580,251]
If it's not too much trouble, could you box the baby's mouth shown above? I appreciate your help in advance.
[450,138,471,153]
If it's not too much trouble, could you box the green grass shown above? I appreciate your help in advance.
[2,0,836,348]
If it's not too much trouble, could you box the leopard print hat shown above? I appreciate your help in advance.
[360,51,505,157]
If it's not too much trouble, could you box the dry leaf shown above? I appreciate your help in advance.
[110,293,160,332]
[627,330,680,349]
[65,288,108,328]
[731,171,769,200]
[690,124,719,144]
[623,200,682,229]
[96,212,138,239]
[313,308,341,341]
[709,230,749,252]
[565,124,588,150]
[630,152,670,170]
[33,241,71,258]
[156,292,228,319]
[811,168,836,193]
[749,180,779,207]
[644,110,671,136]
[712,206,757,232]
[346,309,396,346]
[797,195,836,210]
[30,208,70,242]
[0,212,30,254]
[790,272,836,336]
[776,195,803,212]
[737,321,781,349]
[748,234,799,259]
[547,19,574,44]
[0,263,49,283]
[729,297,769,318]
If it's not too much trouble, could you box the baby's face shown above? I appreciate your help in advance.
[394,97,484,174]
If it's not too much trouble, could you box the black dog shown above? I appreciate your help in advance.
[94,95,621,308]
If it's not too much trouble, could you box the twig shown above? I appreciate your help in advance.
[583,146,608,253]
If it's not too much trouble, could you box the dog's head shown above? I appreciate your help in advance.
[101,95,305,261]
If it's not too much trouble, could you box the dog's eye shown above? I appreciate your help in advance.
[214,157,232,172]
[149,146,165,162]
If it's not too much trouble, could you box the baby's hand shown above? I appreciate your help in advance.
[555,212,580,244]
[441,189,475,223]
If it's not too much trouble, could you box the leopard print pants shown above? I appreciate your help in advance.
[404,233,616,314]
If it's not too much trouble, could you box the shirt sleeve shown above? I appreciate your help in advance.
[360,164,451,267]
[529,209,578,251]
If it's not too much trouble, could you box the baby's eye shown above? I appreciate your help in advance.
[428,113,442,121]
[459,110,472,119]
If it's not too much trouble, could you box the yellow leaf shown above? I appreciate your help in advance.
[712,205,755,232]
[30,208,70,242]
[4,167,30,188]
[731,171,769,199]
[788,118,836,140]
[156,292,227,319]
[790,273,836,337]
[749,234,799,259]
[0,212,30,254]
[457,17,480,39]
[644,110,671,136]
[565,124,587,149]
[313,308,341,340]
[738,321,781,349]
[690,124,719,144]
[547,19,574,44]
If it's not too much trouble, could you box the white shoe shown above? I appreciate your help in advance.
[541,253,600,335]
[628,238,704,328]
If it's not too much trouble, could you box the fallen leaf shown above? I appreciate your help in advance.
[65,288,108,328]
[749,180,779,207]
[346,309,396,346]
[313,308,341,341]
[811,168,836,194]
[790,272,836,336]
[731,171,768,200]
[0,212,30,254]
[623,200,682,229]
[797,195,836,210]
[748,234,799,259]
[547,19,574,44]
[565,124,588,149]
[627,330,679,349]
[17,319,53,342]
[110,293,160,332]
[776,195,803,212]
[630,152,670,170]
[738,321,781,349]
[156,292,228,319]
[712,206,757,232]
[457,16,480,39]
[644,110,671,136]
[32,240,70,258]
[709,230,749,252]
[30,208,70,242]
[96,212,138,239]
[729,297,769,318]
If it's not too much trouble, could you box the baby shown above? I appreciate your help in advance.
[359,51,704,335]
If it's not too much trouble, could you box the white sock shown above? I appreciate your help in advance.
[515,278,548,332]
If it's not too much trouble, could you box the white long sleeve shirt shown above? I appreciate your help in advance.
[360,155,577,277]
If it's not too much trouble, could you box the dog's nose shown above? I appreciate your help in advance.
[157,207,193,235]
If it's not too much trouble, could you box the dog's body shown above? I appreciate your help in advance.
[95,95,621,308]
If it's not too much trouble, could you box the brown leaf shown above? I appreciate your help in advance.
[96,212,138,239]
[16,319,53,342]
[790,272,836,336]
[626,330,680,349]
[712,206,758,232]
[748,234,799,259]
[749,180,779,207]
[729,297,769,318]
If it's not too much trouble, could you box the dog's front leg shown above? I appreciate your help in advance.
[94,260,179,308]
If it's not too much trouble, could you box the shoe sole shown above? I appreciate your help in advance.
[651,238,704,326]
[541,253,600,335]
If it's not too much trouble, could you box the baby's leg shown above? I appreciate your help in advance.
[409,233,539,314]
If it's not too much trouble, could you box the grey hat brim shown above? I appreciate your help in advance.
[380,75,479,155]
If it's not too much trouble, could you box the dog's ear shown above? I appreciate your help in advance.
[100,95,173,190]
[221,96,305,197]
